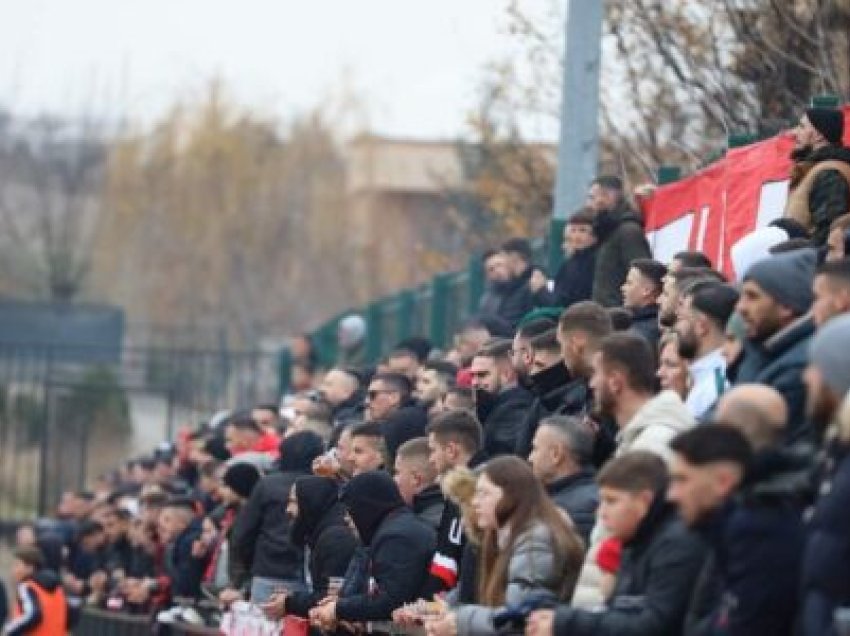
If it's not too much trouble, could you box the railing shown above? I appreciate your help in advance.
[75,606,222,635]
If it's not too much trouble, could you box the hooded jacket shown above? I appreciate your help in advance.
[286,476,358,618]
[231,432,324,582]
[617,390,696,463]
[686,445,814,636]
[480,385,535,458]
[335,472,436,622]
[555,503,707,636]
[735,315,816,444]
[515,363,588,459]
[592,202,653,308]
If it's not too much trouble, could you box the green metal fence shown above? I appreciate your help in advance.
[310,222,562,367]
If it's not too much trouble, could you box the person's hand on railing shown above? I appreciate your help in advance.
[260,590,288,619]
[309,597,338,631]
[525,609,555,636]
[218,587,243,609]
[424,611,457,636]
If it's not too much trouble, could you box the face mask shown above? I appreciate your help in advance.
[475,388,499,422]
[529,361,572,400]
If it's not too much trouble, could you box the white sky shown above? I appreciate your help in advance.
[0,0,561,140]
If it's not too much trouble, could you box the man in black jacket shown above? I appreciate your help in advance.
[531,211,598,309]
[669,425,809,636]
[529,415,598,544]
[365,373,428,462]
[527,452,706,636]
[309,471,435,628]
[587,176,652,308]
[420,410,486,599]
[393,438,443,530]
[320,367,364,430]
[158,497,207,601]
[470,339,534,457]
[515,328,588,458]
[785,107,850,246]
[232,431,324,603]
[493,238,538,329]
[621,258,667,350]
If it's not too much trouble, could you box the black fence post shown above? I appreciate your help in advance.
[37,350,53,517]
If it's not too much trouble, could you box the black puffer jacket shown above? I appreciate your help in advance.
[592,202,652,308]
[546,469,599,545]
[554,502,707,636]
[231,432,324,582]
[286,476,358,617]
[335,472,436,622]
[381,401,429,463]
[630,304,661,351]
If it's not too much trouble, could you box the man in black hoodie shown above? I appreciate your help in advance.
[531,211,598,310]
[309,471,436,628]
[527,452,706,636]
[470,339,534,457]
[232,431,324,603]
[785,107,850,246]
[587,175,652,308]
[492,238,538,330]
[263,476,358,620]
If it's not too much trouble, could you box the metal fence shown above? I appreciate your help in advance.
[75,607,222,635]
[310,220,566,367]
[0,342,281,524]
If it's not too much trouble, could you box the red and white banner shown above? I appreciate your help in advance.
[641,106,850,278]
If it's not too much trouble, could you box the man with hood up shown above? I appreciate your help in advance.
[231,431,324,603]
[309,471,435,628]
[586,175,652,308]
[262,475,358,620]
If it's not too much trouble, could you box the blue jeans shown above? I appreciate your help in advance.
[250,576,307,604]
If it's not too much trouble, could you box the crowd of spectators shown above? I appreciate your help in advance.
[2,106,850,636]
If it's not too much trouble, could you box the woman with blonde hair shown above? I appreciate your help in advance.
[426,456,584,636]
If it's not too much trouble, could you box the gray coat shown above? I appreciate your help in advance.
[455,523,573,636]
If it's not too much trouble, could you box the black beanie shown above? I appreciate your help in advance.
[806,108,844,145]
[223,462,261,499]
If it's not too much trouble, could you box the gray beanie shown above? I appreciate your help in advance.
[810,314,850,398]
[744,248,817,315]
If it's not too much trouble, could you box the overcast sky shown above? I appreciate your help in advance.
[0,0,561,139]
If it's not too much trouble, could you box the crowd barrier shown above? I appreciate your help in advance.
[75,606,222,635]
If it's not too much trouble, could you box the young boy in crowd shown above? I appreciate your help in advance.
[527,452,706,636]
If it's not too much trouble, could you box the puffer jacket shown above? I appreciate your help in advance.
[555,504,707,636]
[456,523,580,636]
